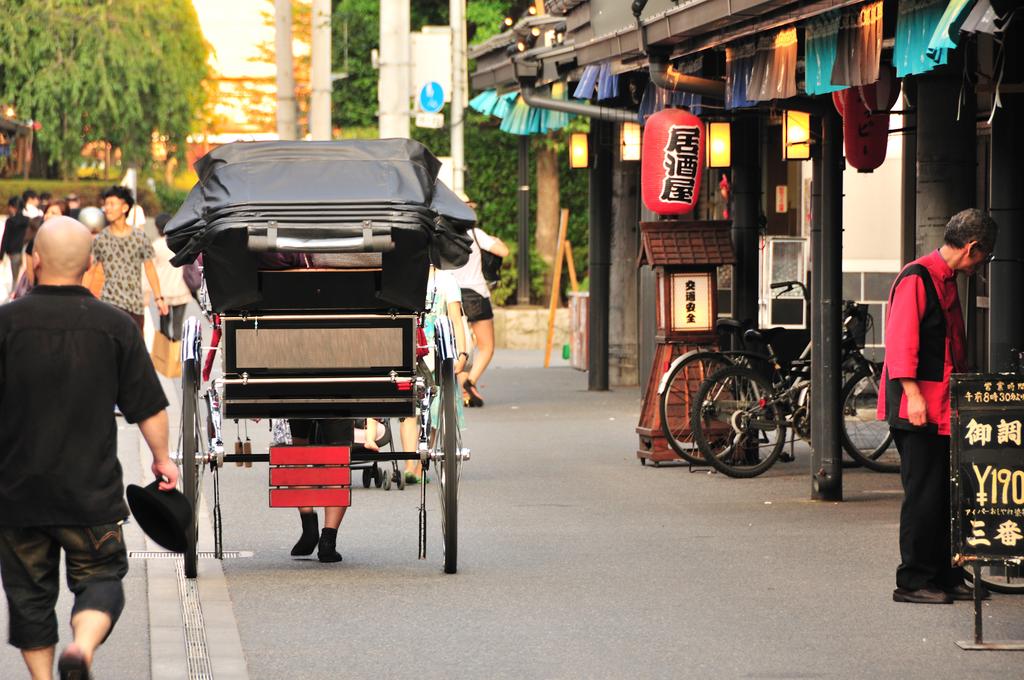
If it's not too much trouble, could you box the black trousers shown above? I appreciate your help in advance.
[894,429,965,590]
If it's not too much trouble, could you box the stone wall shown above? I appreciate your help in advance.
[493,306,570,350]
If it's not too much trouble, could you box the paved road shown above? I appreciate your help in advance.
[3,349,1023,679]
[212,351,1023,680]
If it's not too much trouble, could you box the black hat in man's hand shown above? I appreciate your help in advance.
[126,481,192,553]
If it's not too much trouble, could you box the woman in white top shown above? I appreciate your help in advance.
[450,212,509,407]
[151,213,193,340]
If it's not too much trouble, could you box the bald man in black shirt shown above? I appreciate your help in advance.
[0,216,179,680]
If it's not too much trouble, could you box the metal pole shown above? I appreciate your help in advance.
[309,0,332,140]
[812,108,843,501]
[516,136,531,305]
[274,0,297,140]
[810,117,823,471]
[449,0,466,197]
[900,81,917,264]
[378,0,410,138]
[730,115,759,326]
[589,121,613,391]
[988,27,1024,372]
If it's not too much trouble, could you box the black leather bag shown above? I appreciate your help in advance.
[473,230,502,288]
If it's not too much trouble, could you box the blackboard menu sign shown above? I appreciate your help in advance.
[951,373,1024,563]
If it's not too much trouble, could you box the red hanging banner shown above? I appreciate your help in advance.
[641,109,705,215]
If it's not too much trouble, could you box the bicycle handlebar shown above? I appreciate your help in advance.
[770,280,808,300]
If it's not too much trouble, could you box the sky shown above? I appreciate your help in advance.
[191,0,276,79]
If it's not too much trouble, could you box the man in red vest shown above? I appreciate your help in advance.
[878,208,998,604]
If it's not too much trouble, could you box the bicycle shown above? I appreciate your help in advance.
[677,283,894,477]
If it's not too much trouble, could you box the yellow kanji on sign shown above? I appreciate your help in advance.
[965,418,993,447]
[998,419,1022,446]
[967,520,992,547]
[996,520,1024,547]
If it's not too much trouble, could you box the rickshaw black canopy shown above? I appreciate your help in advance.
[165,139,475,312]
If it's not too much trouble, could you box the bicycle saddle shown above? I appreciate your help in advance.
[743,327,788,346]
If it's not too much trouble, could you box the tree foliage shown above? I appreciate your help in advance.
[0,0,209,177]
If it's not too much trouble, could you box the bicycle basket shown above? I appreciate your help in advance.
[844,303,870,349]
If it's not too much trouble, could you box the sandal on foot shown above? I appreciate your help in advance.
[464,380,484,407]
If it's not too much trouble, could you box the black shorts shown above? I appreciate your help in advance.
[287,419,353,444]
[0,524,128,649]
[460,289,494,322]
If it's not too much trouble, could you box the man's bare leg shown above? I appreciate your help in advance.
[69,609,112,664]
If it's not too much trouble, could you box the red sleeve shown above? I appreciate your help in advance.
[884,275,927,380]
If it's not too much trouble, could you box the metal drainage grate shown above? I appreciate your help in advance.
[128,551,251,559]
[176,560,215,680]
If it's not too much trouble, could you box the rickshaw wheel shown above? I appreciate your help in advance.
[181,355,202,579]
[435,358,459,574]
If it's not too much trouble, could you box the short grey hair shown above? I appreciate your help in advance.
[944,208,998,253]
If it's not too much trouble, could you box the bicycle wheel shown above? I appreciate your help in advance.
[965,562,1024,594]
[840,371,898,473]
[659,351,734,464]
[691,365,786,478]
[181,355,202,578]
[432,357,460,574]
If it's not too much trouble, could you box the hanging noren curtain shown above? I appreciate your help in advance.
[805,11,845,95]
[832,0,883,87]
[894,0,952,77]
[725,42,756,109]
[745,27,797,102]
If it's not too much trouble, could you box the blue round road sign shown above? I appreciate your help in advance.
[419,81,445,113]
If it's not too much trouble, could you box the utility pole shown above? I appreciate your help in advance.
[309,0,332,140]
[379,0,411,138]
[449,0,466,196]
[274,0,297,140]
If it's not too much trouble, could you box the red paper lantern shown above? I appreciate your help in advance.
[834,66,900,173]
[641,109,705,215]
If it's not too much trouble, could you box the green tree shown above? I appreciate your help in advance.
[0,0,208,178]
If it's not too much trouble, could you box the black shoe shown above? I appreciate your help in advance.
[946,583,991,601]
[464,380,484,407]
[892,586,953,604]
[317,528,342,563]
[290,512,319,556]
[58,646,91,680]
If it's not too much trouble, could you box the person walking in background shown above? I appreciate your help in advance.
[2,194,31,285]
[64,193,81,220]
[151,213,192,340]
[92,186,168,330]
[451,204,508,407]
[0,216,178,680]
[878,208,998,605]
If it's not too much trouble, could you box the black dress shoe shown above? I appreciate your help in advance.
[946,583,991,601]
[892,587,953,604]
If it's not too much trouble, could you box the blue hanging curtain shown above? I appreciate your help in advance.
[596,62,620,101]
[470,90,524,120]
[725,42,756,109]
[573,64,601,99]
[894,0,952,77]
[927,0,976,57]
[805,12,845,95]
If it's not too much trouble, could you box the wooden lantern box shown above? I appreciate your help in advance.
[636,220,735,464]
